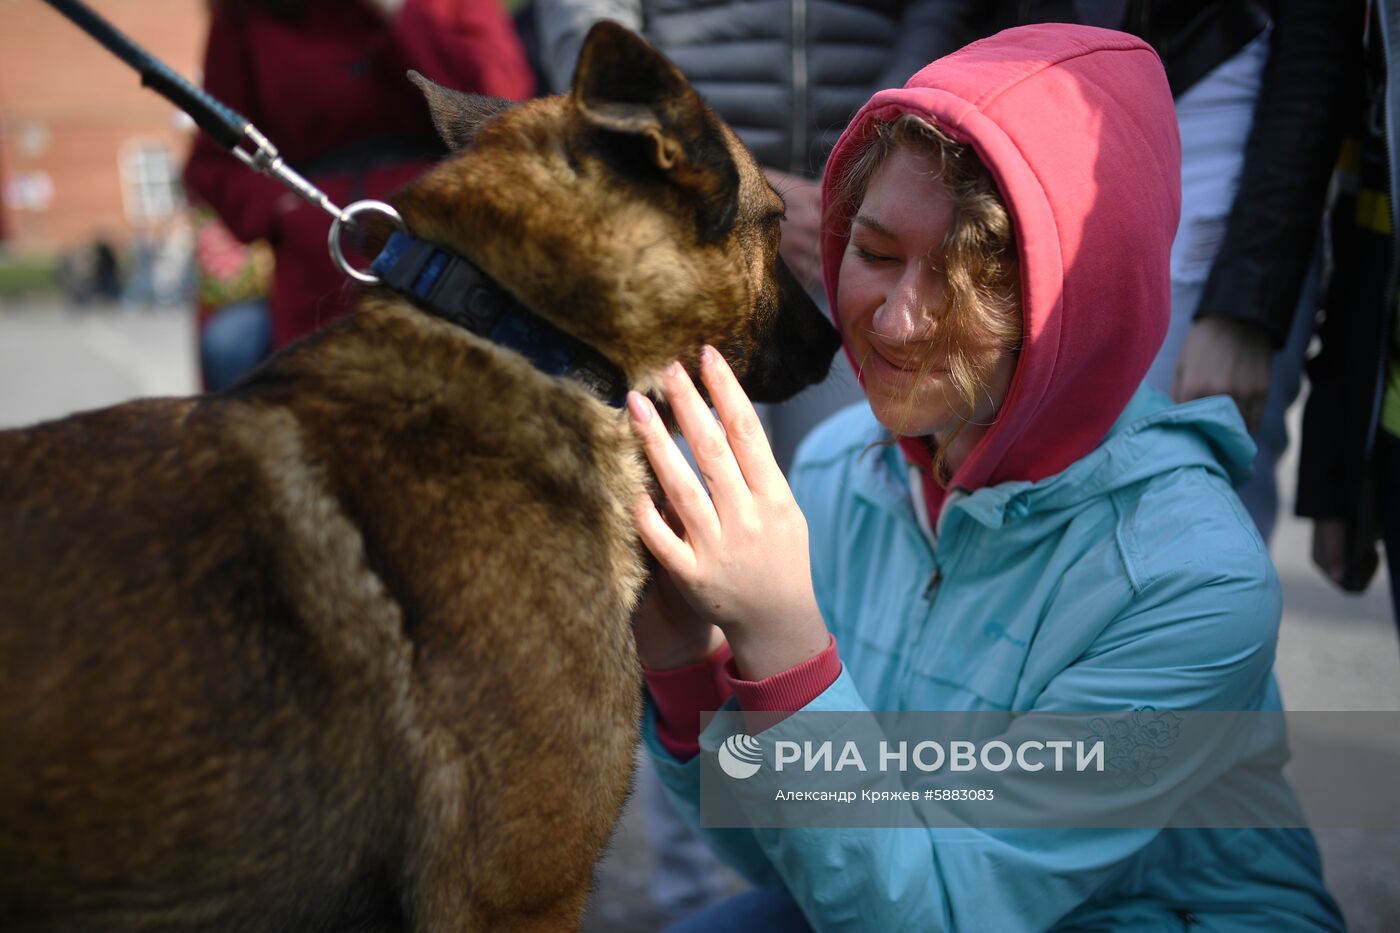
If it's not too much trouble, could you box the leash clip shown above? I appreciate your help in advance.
[330,201,408,284]
[231,125,406,284]
[231,124,343,221]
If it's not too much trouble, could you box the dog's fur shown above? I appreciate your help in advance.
[0,24,838,932]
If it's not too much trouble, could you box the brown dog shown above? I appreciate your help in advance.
[0,23,838,932]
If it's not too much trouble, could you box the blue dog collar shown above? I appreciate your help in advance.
[369,231,627,409]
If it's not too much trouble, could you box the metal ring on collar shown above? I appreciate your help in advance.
[328,200,407,285]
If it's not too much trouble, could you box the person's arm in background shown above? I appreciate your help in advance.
[183,4,290,246]
[762,167,824,291]
[1173,0,1361,427]
[371,0,535,100]
[533,0,643,93]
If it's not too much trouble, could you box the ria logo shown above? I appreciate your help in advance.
[717,733,763,779]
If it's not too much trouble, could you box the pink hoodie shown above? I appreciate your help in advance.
[648,26,1181,757]
[822,24,1181,524]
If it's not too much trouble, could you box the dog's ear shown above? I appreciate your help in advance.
[572,22,739,243]
[409,70,513,151]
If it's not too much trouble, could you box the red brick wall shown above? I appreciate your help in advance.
[0,0,208,252]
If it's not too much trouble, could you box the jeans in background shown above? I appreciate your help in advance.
[201,299,272,391]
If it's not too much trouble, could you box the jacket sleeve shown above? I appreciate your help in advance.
[1195,0,1363,346]
[643,698,787,889]
[533,0,644,93]
[646,554,1282,931]
[875,0,989,91]
[385,0,534,99]
[1294,122,1390,522]
[182,5,288,245]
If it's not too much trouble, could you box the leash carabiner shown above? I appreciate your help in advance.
[234,120,407,284]
[230,125,344,225]
[330,201,407,284]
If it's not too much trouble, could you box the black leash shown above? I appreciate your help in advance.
[42,0,244,150]
[39,0,405,278]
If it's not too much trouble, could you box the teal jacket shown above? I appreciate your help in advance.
[644,388,1344,931]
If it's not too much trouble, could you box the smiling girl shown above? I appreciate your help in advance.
[625,24,1344,933]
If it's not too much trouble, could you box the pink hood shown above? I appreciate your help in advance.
[820,25,1180,525]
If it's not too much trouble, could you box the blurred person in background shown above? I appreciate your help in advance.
[184,0,533,350]
[1298,0,1400,625]
[151,212,196,308]
[121,225,159,309]
[121,214,196,309]
[990,0,1359,544]
[92,237,121,303]
[58,235,122,306]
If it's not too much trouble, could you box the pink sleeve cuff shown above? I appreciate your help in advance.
[723,635,842,732]
[643,642,735,762]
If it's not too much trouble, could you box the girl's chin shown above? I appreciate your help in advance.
[865,392,957,439]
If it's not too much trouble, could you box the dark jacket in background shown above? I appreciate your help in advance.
[536,0,984,177]
[1296,0,1394,591]
[995,0,1362,349]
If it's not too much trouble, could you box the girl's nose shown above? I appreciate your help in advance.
[873,266,940,342]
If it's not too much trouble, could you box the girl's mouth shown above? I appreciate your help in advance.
[866,341,946,380]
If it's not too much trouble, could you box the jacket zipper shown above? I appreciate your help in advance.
[921,567,943,602]
[920,498,962,606]
[791,0,808,174]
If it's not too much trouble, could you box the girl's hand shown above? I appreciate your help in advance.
[632,559,726,671]
[626,346,829,680]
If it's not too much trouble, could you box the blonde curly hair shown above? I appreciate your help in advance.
[832,114,1022,483]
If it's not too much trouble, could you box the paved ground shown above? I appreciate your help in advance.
[2,301,1396,930]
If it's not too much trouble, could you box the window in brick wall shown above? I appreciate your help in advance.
[120,140,182,222]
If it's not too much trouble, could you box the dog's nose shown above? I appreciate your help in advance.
[740,289,841,403]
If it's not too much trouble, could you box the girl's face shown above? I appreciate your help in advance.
[837,147,1017,441]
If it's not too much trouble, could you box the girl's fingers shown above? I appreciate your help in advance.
[657,360,754,518]
[698,346,785,496]
[631,493,696,579]
[627,390,720,546]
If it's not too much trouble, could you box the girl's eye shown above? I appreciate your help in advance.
[855,245,894,264]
